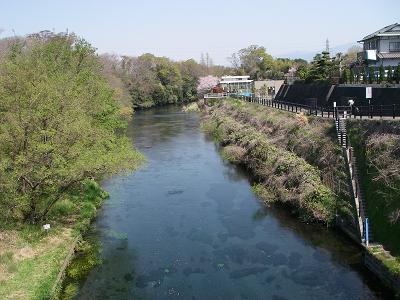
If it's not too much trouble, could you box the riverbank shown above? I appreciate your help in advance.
[201,98,354,225]
[0,180,140,300]
[347,119,400,286]
[200,98,400,296]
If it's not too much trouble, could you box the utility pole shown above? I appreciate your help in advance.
[326,38,330,53]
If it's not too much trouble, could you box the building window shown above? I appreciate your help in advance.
[389,42,400,52]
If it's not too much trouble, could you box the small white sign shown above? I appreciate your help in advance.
[366,87,372,99]
[43,224,51,231]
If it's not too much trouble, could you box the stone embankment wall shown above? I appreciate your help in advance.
[364,250,400,293]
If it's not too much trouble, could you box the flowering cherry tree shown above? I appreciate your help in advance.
[197,75,219,95]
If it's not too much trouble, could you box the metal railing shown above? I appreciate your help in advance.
[232,95,400,120]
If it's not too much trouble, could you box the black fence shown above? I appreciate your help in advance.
[234,95,400,120]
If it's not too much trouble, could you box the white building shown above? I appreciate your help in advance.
[219,76,253,95]
[357,23,400,67]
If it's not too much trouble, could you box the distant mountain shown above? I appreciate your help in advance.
[275,42,360,61]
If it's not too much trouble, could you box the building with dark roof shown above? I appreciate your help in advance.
[357,23,400,67]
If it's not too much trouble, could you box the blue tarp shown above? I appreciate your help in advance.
[237,92,252,97]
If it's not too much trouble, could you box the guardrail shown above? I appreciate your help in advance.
[232,95,400,120]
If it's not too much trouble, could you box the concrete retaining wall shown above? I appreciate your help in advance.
[276,83,400,107]
[364,251,400,293]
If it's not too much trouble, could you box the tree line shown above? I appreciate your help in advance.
[99,53,231,109]
[0,31,142,225]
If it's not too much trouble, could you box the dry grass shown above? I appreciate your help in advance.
[212,100,352,207]
[203,101,339,223]
[221,145,246,164]
[0,227,74,300]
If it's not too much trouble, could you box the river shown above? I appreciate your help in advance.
[75,106,390,299]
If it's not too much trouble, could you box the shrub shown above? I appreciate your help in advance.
[221,145,246,163]
[52,199,76,216]
[79,202,97,220]
[202,101,339,223]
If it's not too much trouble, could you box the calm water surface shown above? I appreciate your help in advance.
[76,106,390,299]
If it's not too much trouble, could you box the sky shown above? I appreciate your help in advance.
[1,0,399,65]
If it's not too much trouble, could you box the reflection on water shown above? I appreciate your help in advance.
[76,106,391,299]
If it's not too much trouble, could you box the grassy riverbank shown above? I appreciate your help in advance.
[201,99,354,224]
[0,181,114,300]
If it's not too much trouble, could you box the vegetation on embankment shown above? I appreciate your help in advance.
[347,120,400,257]
[201,99,354,224]
[0,33,143,299]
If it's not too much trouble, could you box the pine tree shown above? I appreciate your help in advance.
[342,68,349,83]
[387,66,393,83]
[395,63,400,83]
[349,69,355,84]
[361,67,367,84]
[369,66,375,83]
[379,64,385,83]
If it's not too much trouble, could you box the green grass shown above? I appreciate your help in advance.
[368,245,400,276]
[0,231,74,300]
[0,180,112,300]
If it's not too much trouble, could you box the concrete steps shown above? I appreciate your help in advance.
[335,117,373,244]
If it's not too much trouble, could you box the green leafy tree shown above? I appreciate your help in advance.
[230,45,274,80]
[118,54,203,108]
[0,34,142,224]
[297,64,310,81]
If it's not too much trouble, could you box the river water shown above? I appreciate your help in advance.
[76,106,390,299]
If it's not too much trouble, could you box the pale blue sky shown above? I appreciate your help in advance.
[1,0,399,64]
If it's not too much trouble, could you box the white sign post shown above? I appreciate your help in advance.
[43,224,51,234]
[366,87,372,99]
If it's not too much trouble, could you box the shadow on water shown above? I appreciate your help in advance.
[71,105,394,300]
